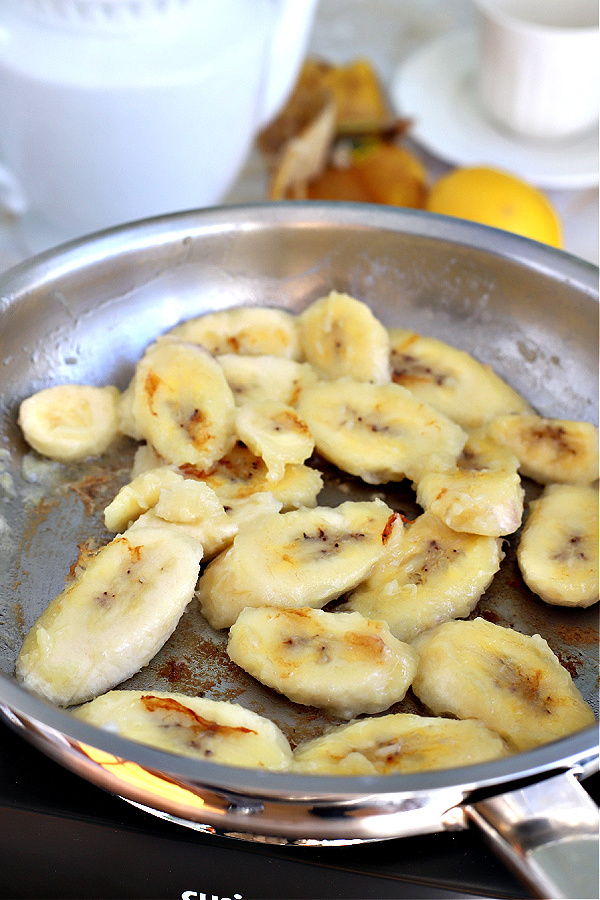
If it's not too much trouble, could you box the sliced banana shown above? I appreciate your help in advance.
[15,528,203,707]
[116,379,143,441]
[222,491,283,530]
[411,617,596,751]
[389,329,534,428]
[298,291,391,383]
[227,606,418,719]
[517,483,599,607]
[487,414,599,485]
[162,306,301,359]
[73,689,292,770]
[414,428,524,536]
[292,713,509,775]
[298,377,466,484]
[131,442,164,477]
[104,466,184,533]
[197,499,394,629]
[218,354,318,406]
[126,479,238,560]
[179,441,323,510]
[130,340,236,468]
[343,511,503,642]
[18,384,121,462]
[234,400,314,483]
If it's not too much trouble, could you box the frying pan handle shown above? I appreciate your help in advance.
[465,770,599,899]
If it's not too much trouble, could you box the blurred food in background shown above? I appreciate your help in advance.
[257,57,563,247]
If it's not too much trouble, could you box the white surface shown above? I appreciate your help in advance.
[0,0,597,271]
[391,29,599,189]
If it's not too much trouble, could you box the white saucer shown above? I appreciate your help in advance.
[390,29,599,190]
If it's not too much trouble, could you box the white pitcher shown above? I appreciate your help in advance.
[0,0,319,254]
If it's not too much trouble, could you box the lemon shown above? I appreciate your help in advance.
[426,166,563,248]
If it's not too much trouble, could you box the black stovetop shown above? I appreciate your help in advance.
[1,718,597,900]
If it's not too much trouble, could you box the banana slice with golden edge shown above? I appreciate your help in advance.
[162,306,301,359]
[130,340,236,469]
[298,291,391,383]
[197,499,395,630]
[234,400,314,483]
[218,354,318,405]
[411,618,595,752]
[389,328,534,429]
[342,511,503,642]
[15,528,203,707]
[227,606,418,719]
[125,479,238,560]
[179,441,323,511]
[517,483,599,608]
[104,466,184,532]
[291,714,509,775]
[73,689,292,770]
[414,428,524,536]
[487,414,599,485]
[18,384,121,462]
[298,377,467,484]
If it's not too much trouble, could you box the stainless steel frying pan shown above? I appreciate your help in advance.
[0,203,598,899]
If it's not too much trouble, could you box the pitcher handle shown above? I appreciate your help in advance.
[259,0,319,128]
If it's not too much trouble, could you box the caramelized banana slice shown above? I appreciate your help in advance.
[227,607,418,719]
[179,441,323,510]
[131,340,236,469]
[162,306,301,359]
[16,528,203,707]
[517,483,599,607]
[411,618,595,751]
[298,291,391,383]
[218,354,318,405]
[389,328,533,428]
[298,377,466,484]
[414,428,524,536]
[234,400,314,482]
[104,466,184,533]
[73,690,292,770]
[292,713,509,775]
[343,511,503,642]
[125,479,237,560]
[487,414,599,485]
[197,500,394,629]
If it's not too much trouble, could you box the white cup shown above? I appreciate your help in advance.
[474,0,599,141]
[0,0,318,255]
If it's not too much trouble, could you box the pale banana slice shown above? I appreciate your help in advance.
[131,442,164,478]
[291,713,509,776]
[116,379,142,441]
[411,618,596,751]
[179,441,323,510]
[298,377,466,484]
[18,384,120,462]
[131,340,236,468]
[218,354,318,405]
[73,689,292,770]
[126,479,238,560]
[227,606,418,719]
[104,466,184,532]
[298,291,391,383]
[414,428,524,536]
[389,328,534,429]
[517,483,599,607]
[487,414,599,485]
[222,491,283,530]
[15,528,203,707]
[162,306,301,359]
[234,400,314,482]
[197,499,394,629]
[343,511,503,642]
